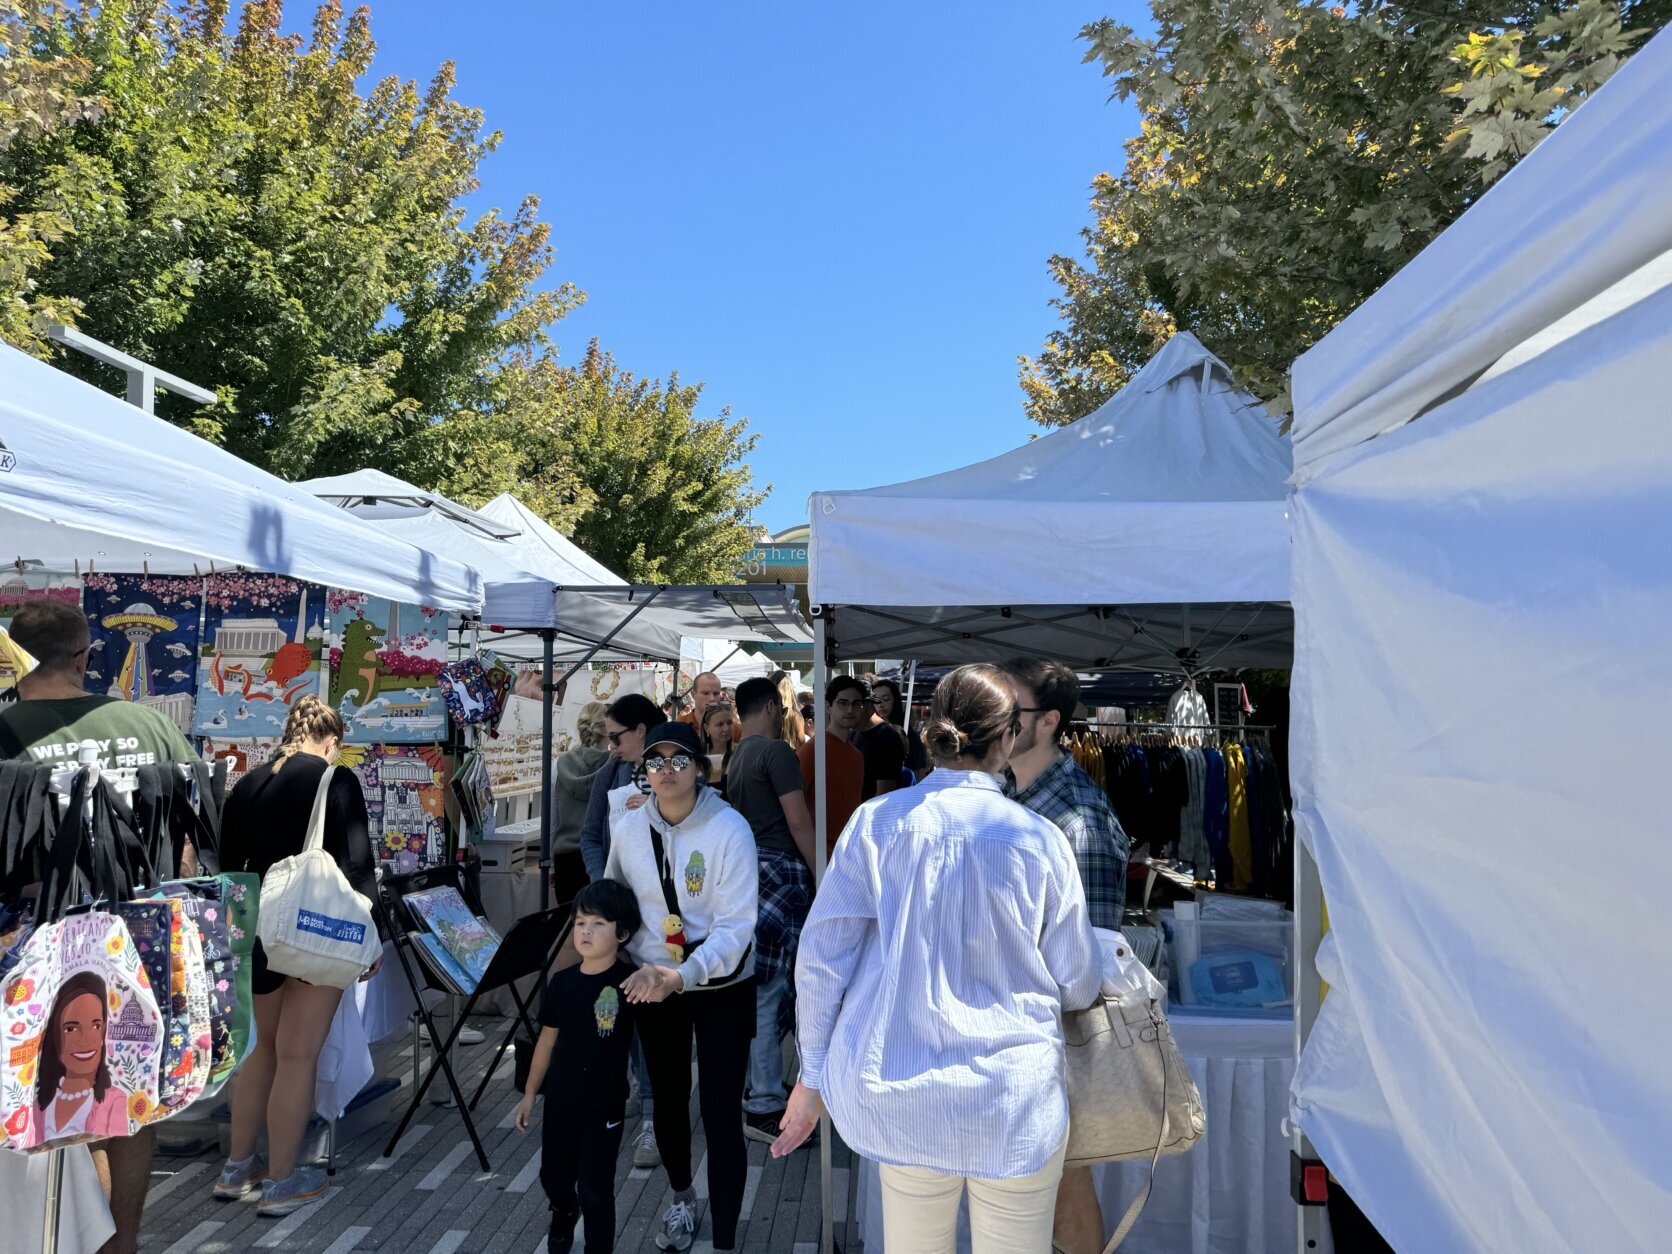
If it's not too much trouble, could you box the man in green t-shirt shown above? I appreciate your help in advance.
[1,597,194,1254]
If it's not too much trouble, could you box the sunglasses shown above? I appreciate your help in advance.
[643,754,696,775]
[606,728,633,746]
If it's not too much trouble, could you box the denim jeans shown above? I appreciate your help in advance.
[743,968,790,1115]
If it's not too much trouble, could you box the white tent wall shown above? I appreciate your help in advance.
[0,345,482,611]
[1287,34,1672,1254]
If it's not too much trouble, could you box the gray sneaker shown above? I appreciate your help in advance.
[633,1124,661,1169]
[212,1153,264,1201]
[257,1166,329,1217]
[654,1197,697,1251]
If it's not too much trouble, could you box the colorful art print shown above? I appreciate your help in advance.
[340,744,449,865]
[81,573,202,735]
[402,888,500,988]
[200,738,278,790]
[193,574,325,738]
[325,592,448,744]
[0,913,164,1150]
[411,931,477,995]
[0,574,80,689]
[164,887,236,1087]
[437,659,495,728]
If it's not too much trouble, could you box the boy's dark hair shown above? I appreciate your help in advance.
[734,676,780,720]
[573,878,642,944]
[825,674,866,705]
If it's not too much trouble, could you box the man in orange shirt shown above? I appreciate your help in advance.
[797,674,867,855]
[679,669,742,742]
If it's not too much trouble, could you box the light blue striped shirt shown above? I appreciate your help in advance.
[795,769,1103,1179]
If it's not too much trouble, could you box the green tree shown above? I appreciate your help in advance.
[1021,0,1658,424]
[445,340,767,585]
[1,0,577,466]
[0,0,103,349]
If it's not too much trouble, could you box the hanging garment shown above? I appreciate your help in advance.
[1244,745,1266,894]
[1202,748,1230,885]
[1148,746,1189,858]
[1167,685,1211,741]
[1177,747,1209,872]
[1226,744,1252,891]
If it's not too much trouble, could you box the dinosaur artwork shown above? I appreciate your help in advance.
[325,592,449,744]
[330,617,386,709]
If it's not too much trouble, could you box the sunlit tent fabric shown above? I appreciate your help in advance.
[1286,31,1672,1254]
[808,332,1292,668]
[302,470,682,660]
[0,346,482,611]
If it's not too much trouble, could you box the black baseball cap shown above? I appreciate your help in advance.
[643,722,703,759]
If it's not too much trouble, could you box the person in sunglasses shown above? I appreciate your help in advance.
[607,722,757,1253]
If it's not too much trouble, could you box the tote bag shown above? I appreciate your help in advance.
[256,766,380,989]
[1,774,165,1151]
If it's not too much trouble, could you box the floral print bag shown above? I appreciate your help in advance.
[1,773,165,1151]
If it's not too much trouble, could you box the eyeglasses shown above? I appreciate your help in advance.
[606,728,632,746]
[832,698,864,710]
[643,754,696,775]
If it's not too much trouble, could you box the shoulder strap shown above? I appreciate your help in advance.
[645,815,682,921]
[0,716,24,761]
[1098,1014,1174,1254]
[303,764,337,854]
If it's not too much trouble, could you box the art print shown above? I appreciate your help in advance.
[403,887,500,989]
[325,591,447,743]
[193,574,325,737]
[81,574,202,735]
[340,744,449,866]
[200,738,278,790]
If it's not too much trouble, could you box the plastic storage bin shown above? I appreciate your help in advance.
[1165,911,1294,1020]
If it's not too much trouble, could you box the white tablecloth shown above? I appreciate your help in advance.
[0,1145,115,1254]
[314,940,415,1120]
[855,1013,1302,1254]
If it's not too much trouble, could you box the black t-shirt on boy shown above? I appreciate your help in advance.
[537,958,637,1111]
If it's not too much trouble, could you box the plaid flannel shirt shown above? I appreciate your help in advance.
[1006,752,1130,930]
[754,845,812,983]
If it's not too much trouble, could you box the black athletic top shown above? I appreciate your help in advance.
[220,753,380,921]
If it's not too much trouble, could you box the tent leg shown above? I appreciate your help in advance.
[813,611,835,1254]
[902,660,917,733]
[538,629,555,912]
[1294,830,1330,1251]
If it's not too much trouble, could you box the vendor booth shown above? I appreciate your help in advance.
[1285,31,1672,1254]
[807,330,1299,1253]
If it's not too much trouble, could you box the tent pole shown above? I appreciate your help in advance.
[539,628,556,912]
[813,610,834,1254]
[1293,829,1329,1252]
[902,659,917,733]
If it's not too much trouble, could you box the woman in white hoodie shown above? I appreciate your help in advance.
[608,721,757,1254]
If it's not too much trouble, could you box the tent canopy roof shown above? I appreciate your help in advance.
[1,345,483,611]
[809,332,1292,668]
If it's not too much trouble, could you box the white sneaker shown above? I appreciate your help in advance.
[654,1197,696,1251]
[633,1125,661,1169]
[457,1026,485,1046]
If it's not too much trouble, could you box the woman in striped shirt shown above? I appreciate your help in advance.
[773,664,1103,1253]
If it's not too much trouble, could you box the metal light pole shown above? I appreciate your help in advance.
[43,323,217,414]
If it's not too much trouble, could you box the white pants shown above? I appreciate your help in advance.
[879,1136,1068,1254]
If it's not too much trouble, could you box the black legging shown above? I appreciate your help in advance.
[636,977,756,1248]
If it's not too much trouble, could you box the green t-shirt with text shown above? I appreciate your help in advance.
[0,695,194,769]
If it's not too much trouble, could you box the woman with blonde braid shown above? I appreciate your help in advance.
[213,697,382,1216]
[771,670,807,746]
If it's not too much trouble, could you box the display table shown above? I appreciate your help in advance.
[854,1012,1302,1254]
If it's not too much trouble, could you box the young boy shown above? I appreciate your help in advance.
[516,878,643,1253]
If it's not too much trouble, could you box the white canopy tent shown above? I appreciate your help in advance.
[804,331,1295,1252]
[809,331,1293,671]
[1286,32,1672,1254]
[0,346,482,611]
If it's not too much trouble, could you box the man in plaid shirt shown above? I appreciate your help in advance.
[1001,655,1130,1254]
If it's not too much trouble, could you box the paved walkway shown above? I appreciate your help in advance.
[137,1017,861,1253]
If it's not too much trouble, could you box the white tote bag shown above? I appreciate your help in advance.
[256,766,380,989]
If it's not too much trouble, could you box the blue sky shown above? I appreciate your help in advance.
[360,2,1146,534]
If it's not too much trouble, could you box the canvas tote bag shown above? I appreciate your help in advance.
[256,766,380,988]
[1061,983,1206,1253]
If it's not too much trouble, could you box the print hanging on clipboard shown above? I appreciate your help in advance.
[192,574,325,738]
[341,744,449,867]
[82,574,202,736]
[325,592,448,744]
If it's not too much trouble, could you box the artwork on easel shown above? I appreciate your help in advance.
[193,574,325,738]
[82,574,202,736]
[324,591,448,744]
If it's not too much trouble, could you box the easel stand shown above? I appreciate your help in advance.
[378,865,570,1172]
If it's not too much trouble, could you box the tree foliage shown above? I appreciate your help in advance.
[437,340,768,585]
[0,1,768,583]
[1021,0,1660,424]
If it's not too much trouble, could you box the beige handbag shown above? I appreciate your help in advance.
[1061,991,1206,1253]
